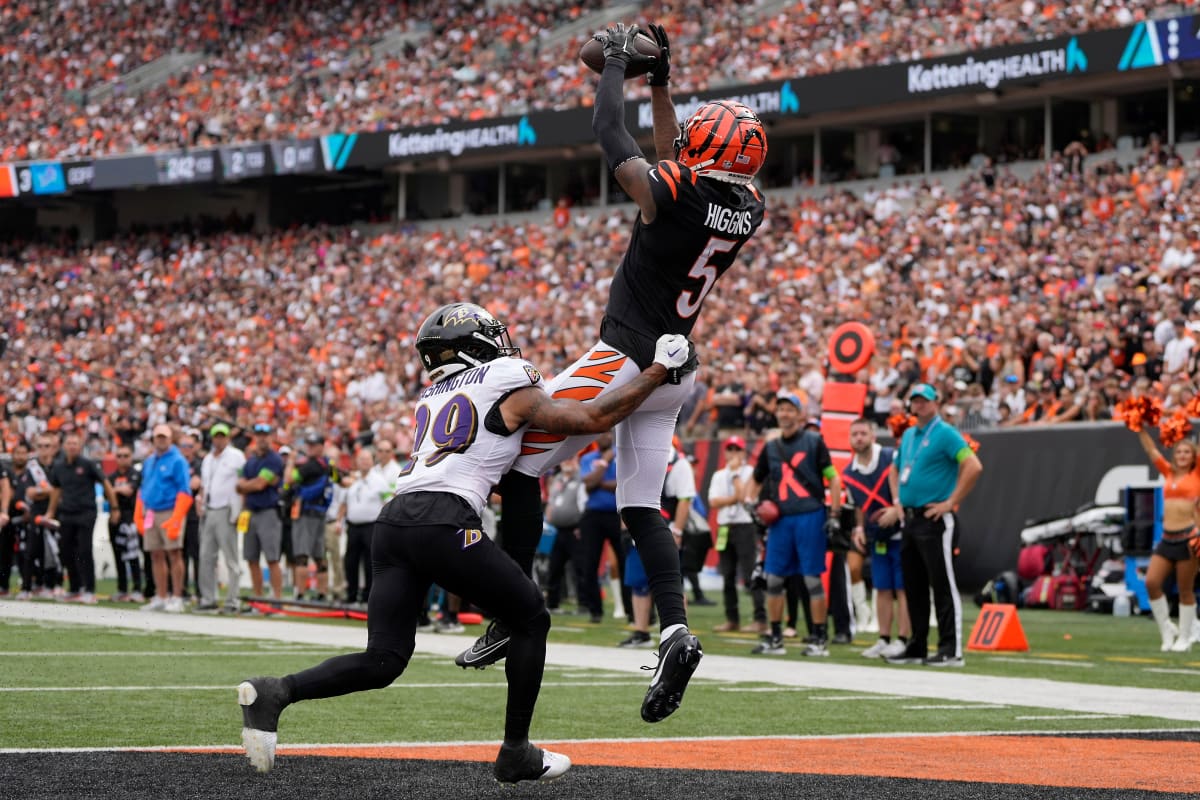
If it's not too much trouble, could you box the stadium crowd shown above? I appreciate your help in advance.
[1,0,1182,160]
[3,139,1199,458]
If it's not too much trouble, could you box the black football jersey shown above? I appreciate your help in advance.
[601,160,766,368]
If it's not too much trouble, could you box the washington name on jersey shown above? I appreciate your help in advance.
[395,357,542,514]
[601,159,765,368]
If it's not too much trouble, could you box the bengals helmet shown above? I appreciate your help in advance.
[415,302,520,383]
[674,101,767,185]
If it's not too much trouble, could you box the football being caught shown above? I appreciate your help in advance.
[579,30,661,79]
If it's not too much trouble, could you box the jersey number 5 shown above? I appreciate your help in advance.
[675,236,737,318]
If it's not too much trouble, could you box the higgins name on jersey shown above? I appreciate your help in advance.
[704,203,755,236]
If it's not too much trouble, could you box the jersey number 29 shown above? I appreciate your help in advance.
[397,394,478,476]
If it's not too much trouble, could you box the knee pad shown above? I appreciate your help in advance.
[804,574,825,600]
[766,574,787,596]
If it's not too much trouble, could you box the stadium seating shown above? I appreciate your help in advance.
[0,0,1176,159]
[2,140,1197,452]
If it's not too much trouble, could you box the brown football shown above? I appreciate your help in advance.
[579,31,661,79]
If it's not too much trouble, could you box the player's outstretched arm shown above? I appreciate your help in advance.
[501,335,693,435]
[592,23,657,223]
[645,23,677,163]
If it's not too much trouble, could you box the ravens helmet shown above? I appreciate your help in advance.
[415,302,520,383]
[674,100,767,185]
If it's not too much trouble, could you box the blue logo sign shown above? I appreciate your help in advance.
[30,162,66,195]
[320,133,358,171]
[1119,21,1163,71]
[1065,38,1088,73]
[517,117,537,146]
[779,81,799,114]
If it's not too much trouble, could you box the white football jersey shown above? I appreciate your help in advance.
[394,357,544,514]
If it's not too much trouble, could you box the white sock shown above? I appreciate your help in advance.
[851,581,867,609]
[660,623,687,642]
[1177,605,1195,648]
[609,577,626,619]
[1150,595,1175,649]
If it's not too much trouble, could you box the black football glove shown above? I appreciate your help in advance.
[824,516,851,552]
[596,22,657,71]
[646,22,670,87]
[749,560,767,592]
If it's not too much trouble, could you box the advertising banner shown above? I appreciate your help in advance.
[269,139,321,175]
[219,143,271,181]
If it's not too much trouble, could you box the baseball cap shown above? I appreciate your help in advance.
[209,423,231,437]
[278,445,292,456]
[776,392,803,409]
[805,417,822,429]
[152,423,173,439]
[723,435,746,450]
[304,431,324,445]
[909,383,938,402]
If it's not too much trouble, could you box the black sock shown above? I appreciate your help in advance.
[814,621,827,642]
[499,471,543,578]
[503,607,550,745]
[770,621,782,639]
[288,649,408,702]
[620,507,687,629]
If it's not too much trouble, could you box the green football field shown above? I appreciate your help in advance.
[2,590,1198,751]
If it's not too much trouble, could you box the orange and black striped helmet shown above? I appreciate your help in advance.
[673,101,767,185]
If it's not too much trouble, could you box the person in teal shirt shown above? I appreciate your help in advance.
[879,383,982,667]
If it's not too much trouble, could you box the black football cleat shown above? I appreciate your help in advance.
[640,628,703,723]
[455,619,510,669]
[494,740,571,784]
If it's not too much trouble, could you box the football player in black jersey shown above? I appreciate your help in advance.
[236,302,694,785]
[458,22,767,725]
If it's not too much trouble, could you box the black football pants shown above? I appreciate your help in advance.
[901,510,963,659]
[286,520,550,745]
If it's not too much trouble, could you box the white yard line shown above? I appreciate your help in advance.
[902,704,1008,710]
[0,680,646,693]
[1015,714,1127,721]
[4,600,1200,722]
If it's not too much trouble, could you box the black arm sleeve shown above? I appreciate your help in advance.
[593,60,643,173]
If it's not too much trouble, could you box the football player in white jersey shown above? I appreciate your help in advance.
[237,302,693,786]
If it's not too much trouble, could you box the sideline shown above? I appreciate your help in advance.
[5,601,1200,722]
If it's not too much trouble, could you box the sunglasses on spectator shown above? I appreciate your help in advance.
[253,424,272,433]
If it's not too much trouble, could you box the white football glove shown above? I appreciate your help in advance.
[653,334,694,384]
